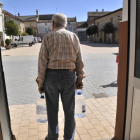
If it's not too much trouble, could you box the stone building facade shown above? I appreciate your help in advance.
[2,10,25,46]
[37,15,77,39]
[94,8,122,43]
[66,17,77,34]
[37,15,53,39]
[17,10,77,38]
[3,10,25,34]
[18,10,39,36]
[88,9,111,25]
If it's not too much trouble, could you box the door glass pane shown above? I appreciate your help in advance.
[130,88,140,139]
[135,0,140,78]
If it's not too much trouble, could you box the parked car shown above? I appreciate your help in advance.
[37,37,42,43]
[13,36,34,47]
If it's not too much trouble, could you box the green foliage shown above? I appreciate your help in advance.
[21,32,29,36]
[5,20,19,36]
[26,27,34,35]
[9,39,12,43]
[5,39,11,46]
[86,25,98,36]
[86,26,92,36]
[91,25,98,34]
[103,22,115,34]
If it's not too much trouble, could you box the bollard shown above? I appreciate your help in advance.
[116,55,119,83]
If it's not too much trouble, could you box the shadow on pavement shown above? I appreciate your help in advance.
[100,81,118,88]
[1,45,34,51]
[113,53,119,55]
[80,41,119,48]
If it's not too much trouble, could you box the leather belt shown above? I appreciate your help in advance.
[47,69,75,73]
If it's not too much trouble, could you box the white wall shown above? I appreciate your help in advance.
[0,6,3,32]
[37,22,52,38]
[67,22,77,34]
[37,21,77,38]
[122,0,128,21]
[77,28,86,31]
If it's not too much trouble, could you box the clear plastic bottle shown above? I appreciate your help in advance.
[36,94,48,123]
[75,89,86,118]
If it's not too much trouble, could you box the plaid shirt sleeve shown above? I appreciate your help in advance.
[75,35,85,82]
[36,38,49,88]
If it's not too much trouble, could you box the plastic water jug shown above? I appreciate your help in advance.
[36,94,48,123]
[75,89,86,118]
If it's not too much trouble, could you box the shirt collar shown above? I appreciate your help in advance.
[54,27,65,31]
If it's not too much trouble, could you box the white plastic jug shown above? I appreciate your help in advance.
[36,94,48,123]
[75,89,86,118]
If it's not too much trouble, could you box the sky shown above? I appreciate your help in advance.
[0,0,123,22]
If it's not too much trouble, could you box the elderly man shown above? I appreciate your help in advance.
[36,13,84,140]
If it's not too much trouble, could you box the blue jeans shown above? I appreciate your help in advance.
[44,69,76,140]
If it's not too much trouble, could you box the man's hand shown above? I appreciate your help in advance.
[38,87,44,94]
[76,82,84,89]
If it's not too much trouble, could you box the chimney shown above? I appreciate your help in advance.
[36,9,38,16]
[102,9,104,13]
[18,12,20,16]
[96,9,98,13]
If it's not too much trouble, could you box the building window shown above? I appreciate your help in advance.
[90,17,93,20]
[25,24,28,27]
[67,26,73,32]
[19,37,23,41]
[30,23,34,27]
[45,28,48,32]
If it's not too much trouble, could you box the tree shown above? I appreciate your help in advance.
[5,20,19,36]
[5,39,11,46]
[91,25,98,35]
[86,26,92,36]
[103,22,116,34]
[86,25,98,36]
[26,27,34,35]
[103,22,116,43]
[21,32,29,36]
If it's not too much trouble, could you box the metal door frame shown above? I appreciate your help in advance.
[124,0,139,139]
[0,48,13,140]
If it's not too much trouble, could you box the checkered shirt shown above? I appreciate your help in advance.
[36,27,85,88]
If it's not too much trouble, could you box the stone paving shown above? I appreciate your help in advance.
[1,43,118,105]
[1,42,119,140]
[10,96,117,140]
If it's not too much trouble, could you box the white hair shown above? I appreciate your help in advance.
[52,13,67,28]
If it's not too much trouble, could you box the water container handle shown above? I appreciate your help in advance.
[40,93,45,99]
[77,89,83,92]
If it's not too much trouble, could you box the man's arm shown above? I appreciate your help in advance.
[75,35,85,88]
[36,37,49,92]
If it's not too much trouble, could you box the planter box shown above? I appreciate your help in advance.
[5,45,12,50]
